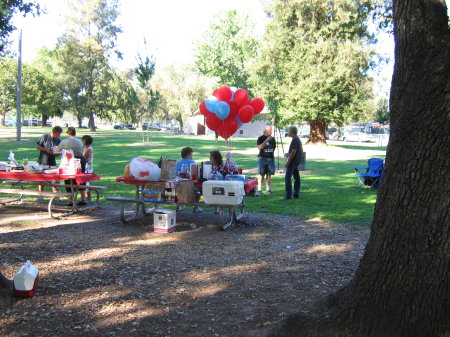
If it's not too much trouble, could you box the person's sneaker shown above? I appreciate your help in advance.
[86,199,93,203]
[193,206,203,213]
[254,191,262,197]
[77,201,87,206]
[266,190,273,195]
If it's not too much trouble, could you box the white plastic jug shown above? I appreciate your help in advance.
[13,260,39,291]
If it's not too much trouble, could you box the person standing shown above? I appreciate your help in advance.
[36,126,63,193]
[82,135,94,202]
[284,126,302,200]
[56,127,87,206]
[255,126,276,196]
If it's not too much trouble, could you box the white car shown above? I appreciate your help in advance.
[342,129,375,142]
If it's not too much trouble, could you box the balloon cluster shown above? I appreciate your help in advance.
[199,86,264,140]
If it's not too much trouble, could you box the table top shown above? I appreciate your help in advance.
[0,171,100,185]
[116,176,258,193]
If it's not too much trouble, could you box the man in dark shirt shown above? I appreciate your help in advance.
[256,126,276,196]
[36,126,62,193]
[36,126,62,166]
[284,126,302,200]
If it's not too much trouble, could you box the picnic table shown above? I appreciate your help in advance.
[108,176,257,230]
[0,171,104,218]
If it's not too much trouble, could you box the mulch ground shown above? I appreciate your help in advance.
[0,201,369,337]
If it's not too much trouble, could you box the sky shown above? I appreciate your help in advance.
[11,0,268,69]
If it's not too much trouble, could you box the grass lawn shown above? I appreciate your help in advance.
[0,127,386,227]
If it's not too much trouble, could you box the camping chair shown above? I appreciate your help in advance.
[353,158,384,188]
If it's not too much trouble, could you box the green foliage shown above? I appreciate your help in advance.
[0,0,40,55]
[375,97,389,124]
[56,0,122,130]
[251,0,376,131]
[152,63,215,126]
[194,10,259,91]
[0,57,17,123]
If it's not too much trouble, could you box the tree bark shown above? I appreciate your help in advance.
[269,1,450,336]
[308,120,326,144]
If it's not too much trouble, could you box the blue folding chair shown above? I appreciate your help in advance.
[353,158,384,188]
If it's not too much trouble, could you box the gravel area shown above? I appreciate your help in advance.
[0,202,369,337]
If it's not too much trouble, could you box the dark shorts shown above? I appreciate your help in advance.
[258,157,275,176]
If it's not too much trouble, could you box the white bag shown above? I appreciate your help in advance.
[59,149,76,175]
[130,157,161,181]
[13,260,39,291]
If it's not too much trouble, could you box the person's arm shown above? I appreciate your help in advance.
[285,149,297,168]
[83,147,93,161]
[36,144,52,155]
[257,136,273,151]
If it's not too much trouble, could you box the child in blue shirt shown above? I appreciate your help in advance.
[176,147,196,176]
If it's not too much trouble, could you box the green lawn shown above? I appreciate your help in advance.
[0,127,385,227]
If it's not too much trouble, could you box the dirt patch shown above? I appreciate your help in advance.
[0,202,369,337]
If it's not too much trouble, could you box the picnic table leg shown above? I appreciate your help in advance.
[220,207,235,231]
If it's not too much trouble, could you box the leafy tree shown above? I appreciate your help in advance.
[194,9,259,91]
[56,0,122,130]
[269,0,450,336]
[0,57,17,125]
[152,63,215,129]
[0,0,40,55]
[253,0,376,143]
[375,97,389,124]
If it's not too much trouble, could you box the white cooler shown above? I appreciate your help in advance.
[202,180,245,205]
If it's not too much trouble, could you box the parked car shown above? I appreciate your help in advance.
[4,120,16,127]
[113,124,124,129]
[142,122,162,131]
[341,128,375,142]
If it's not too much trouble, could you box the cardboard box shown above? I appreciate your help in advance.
[160,159,177,180]
[153,209,176,233]
[143,182,166,202]
[175,180,195,204]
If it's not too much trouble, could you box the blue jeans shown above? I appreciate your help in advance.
[285,164,300,198]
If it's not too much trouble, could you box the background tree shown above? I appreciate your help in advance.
[152,63,215,129]
[0,0,40,55]
[253,0,376,143]
[0,57,17,125]
[270,0,449,335]
[194,9,259,91]
[56,0,122,130]
[375,97,389,124]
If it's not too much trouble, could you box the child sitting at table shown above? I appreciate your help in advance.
[176,147,202,213]
[209,150,240,178]
[82,135,94,203]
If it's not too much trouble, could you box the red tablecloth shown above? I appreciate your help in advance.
[0,171,100,185]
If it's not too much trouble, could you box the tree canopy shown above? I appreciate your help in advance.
[194,9,259,91]
[252,0,377,143]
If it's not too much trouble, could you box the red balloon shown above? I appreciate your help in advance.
[228,101,239,118]
[238,105,254,123]
[206,113,222,131]
[212,89,219,97]
[223,118,239,138]
[234,89,249,107]
[199,101,210,117]
[217,86,232,101]
[250,97,264,115]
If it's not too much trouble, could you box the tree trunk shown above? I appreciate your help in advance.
[42,115,48,127]
[88,111,96,132]
[308,120,326,144]
[269,1,450,336]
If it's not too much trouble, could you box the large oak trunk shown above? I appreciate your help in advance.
[269,1,449,336]
[308,120,326,144]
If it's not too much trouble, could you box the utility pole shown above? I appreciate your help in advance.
[16,30,23,142]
